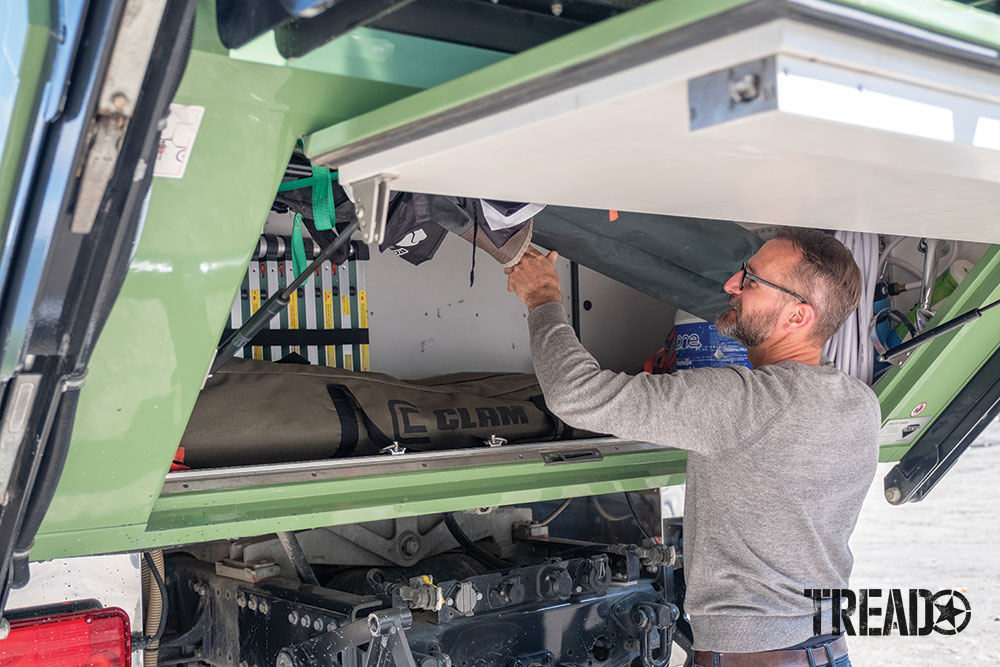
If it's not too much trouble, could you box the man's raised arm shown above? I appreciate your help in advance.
[505,247,788,456]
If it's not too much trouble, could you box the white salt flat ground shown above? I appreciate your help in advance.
[847,419,1000,666]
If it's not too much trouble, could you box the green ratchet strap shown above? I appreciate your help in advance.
[310,166,335,232]
[291,214,308,279]
[277,177,314,191]
[276,169,340,196]
[278,167,339,278]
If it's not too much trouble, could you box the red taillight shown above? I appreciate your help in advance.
[0,607,131,666]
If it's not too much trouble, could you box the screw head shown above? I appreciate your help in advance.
[259,600,270,614]
[111,92,129,110]
[237,593,247,607]
[314,618,324,631]
[288,611,299,624]
[400,535,421,558]
[356,205,366,219]
[728,73,760,103]
[248,597,258,611]
[885,487,903,503]
[300,614,311,628]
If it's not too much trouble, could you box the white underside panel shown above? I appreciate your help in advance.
[336,20,1000,243]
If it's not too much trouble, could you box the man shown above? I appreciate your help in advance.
[505,228,880,667]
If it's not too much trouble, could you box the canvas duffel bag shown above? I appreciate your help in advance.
[179,357,587,468]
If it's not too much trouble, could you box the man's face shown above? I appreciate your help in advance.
[715,240,801,348]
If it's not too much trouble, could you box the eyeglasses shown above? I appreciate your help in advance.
[740,262,808,304]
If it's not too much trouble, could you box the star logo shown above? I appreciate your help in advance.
[931,590,971,635]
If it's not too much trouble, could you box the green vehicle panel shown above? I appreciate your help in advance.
[10,0,1000,561]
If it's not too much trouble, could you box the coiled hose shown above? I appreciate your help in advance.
[142,550,166,667]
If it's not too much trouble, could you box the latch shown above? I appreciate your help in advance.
[380,442,407,456]
[540,448,603,465]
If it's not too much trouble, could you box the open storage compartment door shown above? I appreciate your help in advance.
[154,0,1000,548]
[308,0,1000,243]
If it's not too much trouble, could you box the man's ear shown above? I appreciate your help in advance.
[784,302,816,335]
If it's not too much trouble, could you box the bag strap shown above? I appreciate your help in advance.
[326,384,395,451]
[529,394,573,441]
[325,385,361,457]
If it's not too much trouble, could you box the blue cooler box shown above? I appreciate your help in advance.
[673,312,752,370]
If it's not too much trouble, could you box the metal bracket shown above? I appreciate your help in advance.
[351,174,395,245]
[277,608,416,667]
[688,56,777,132]
[215,558,281,583]
[883,349,915,367]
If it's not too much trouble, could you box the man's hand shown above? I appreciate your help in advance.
[505,246,562,310]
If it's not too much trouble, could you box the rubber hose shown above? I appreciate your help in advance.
[444,513,513,570]
[143,550,166,667]
[11,386,82,581]
[536,498,572,527]
[9,548,31,589]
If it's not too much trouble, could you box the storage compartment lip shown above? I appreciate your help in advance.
[161,437,660,493]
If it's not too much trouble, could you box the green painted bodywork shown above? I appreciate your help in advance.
[20,0,1000,560]
[231,28,508,90]
[874,247,1000,429]
[833,0,1000,49]
[36,451,689,558]
[33,6,423,554]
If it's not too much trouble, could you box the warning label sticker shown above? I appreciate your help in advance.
[878,417,931,446]
[154,104,205,179]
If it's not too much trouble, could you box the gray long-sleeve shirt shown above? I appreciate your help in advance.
[527,302,880,652]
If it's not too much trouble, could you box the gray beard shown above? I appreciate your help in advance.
[714,296,777,348]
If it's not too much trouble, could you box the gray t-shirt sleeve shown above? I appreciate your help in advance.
[527,302,792,456]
